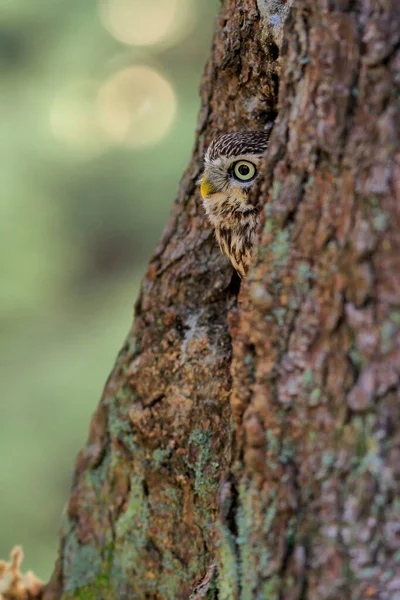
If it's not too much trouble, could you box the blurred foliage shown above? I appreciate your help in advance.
[0,0,217,579]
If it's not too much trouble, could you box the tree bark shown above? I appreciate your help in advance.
[40,0,399,598]
[228,2,400,598]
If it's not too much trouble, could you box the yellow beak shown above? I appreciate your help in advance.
[200,175,216,199]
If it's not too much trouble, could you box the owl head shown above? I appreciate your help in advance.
[199,131,269,211]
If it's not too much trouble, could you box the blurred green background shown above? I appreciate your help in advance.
[0,0,217,579]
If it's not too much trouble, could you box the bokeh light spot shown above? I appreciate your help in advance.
[97,66,176,148]
[50,81,106,156]
[98,0,196,48]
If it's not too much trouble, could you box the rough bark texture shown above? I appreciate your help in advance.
[43,2,285,598]
[38,0,399,598]
[228,1,400,599]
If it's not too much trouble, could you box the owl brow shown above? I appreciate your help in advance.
[208,134,269,160]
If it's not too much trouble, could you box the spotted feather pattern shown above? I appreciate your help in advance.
[215,206,259,278]
[206,131,269,161]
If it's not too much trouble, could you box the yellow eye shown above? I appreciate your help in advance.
[232,160,256,182]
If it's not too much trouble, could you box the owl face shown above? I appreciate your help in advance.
[200,131,269,230]
[201,154,261,202]
[200,131,268,196]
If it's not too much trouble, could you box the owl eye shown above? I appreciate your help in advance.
[232,160,256,182]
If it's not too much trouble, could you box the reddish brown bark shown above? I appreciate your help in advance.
[230,1,400,598]
[41,1,283,598]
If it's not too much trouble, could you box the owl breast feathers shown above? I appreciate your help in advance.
[200,131,269,278]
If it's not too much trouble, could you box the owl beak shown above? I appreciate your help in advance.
[200,174,216,199]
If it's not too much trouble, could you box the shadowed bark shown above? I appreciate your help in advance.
[42,1,285,598]
[18,0,398,598]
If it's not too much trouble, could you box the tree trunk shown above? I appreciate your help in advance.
[40,0,399,598]
[227,1,400,598]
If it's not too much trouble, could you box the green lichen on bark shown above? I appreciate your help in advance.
[227,0,400,598]
[44,0,284,598]
[40,0,400,598]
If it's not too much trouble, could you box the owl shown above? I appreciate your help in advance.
[199,131,269,278]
